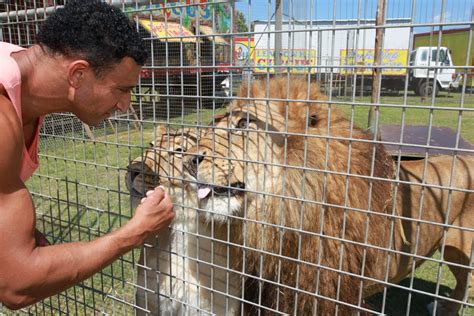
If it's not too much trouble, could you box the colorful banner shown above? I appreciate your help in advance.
[234,37,255,67]
[138,19,196,42]
[126,1,231,34]
[340,49,408,76]
[253,49,317,73]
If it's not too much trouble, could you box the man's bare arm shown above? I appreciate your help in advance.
[0,95,174,309]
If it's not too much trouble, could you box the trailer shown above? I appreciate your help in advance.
[251,19,460,96]
[124,1,233,115]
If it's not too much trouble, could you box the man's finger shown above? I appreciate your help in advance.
[142,188,165,204]
[155,185,166,192]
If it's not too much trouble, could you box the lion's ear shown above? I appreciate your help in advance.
[155,125,167,137]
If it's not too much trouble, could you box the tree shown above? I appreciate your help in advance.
[235,10,249,33]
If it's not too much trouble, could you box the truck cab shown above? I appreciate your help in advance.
[409,46,460,96]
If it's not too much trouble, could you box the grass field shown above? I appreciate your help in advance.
[4,91,473,315]
[334,91,474,144]
[174,90,474,143]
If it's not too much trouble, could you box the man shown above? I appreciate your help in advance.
[0,0,174,309]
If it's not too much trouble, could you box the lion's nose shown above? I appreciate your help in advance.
[191,153,204,167]
[185,152,205,177]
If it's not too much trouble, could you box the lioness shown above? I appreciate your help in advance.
[127,125,241,315]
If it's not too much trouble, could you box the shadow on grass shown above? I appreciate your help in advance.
[35,194,127,245]
[367,278,453,315]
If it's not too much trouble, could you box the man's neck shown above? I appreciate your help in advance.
[12,44,71,126]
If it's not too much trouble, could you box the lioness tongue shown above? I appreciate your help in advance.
[198,187,212,200]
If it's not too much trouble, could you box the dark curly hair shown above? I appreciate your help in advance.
[37,0,147,76]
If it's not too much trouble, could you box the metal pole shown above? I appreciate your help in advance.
[368,0,386,133]
[317,30,322,83]
[0,6,59,21]
[0,1,152,21]
[275,0,283,74]
[344,30,351,97]
[470,5,474,94]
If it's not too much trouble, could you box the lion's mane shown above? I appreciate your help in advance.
[214,77,400,314]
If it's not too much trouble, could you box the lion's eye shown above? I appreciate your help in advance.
[236,118,254,129]
[310,114,318,126]
[149,141,156,147]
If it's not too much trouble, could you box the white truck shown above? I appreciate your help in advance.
[409,46,461,96]
[341,46,460,96]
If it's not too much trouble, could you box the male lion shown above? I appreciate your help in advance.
[126,125,241,315]
[182,76,474,315]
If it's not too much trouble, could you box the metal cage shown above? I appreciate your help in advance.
[1,0,473,315]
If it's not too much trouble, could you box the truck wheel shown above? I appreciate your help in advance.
[418,81,439,97]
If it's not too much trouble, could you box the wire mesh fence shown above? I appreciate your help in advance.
[1,0,474,315]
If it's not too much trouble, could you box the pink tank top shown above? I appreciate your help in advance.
[0,42,43,182]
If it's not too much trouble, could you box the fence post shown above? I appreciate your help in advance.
[368,0,386,134]
[275,0,283,74]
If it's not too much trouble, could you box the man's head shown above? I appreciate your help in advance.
[36,0,147,76]
[36,0,147,125]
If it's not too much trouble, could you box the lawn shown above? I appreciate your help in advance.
[334,91,474,144]
[4,91,473,315]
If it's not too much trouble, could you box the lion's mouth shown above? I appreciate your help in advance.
[126,162,159,198]
[197,182,246,200]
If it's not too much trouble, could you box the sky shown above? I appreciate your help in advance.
[235,0,473,32]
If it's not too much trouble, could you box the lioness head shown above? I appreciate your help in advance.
[126,125,200,207]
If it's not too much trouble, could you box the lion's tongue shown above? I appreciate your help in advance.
[198,187,212,200]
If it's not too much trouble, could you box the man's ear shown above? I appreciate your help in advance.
[67,60,90,88]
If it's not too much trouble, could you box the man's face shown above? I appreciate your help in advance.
[73,57,142,126]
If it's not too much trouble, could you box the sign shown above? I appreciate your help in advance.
[126,1,231,34]
[253,49,317,73]
[234,37,255,67]
[340,49,408,76]
[138,19,196,42]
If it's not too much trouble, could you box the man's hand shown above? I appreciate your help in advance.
[126,186,175,246]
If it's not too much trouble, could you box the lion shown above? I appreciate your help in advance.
[126,125,241,315]
[182,76,474,315]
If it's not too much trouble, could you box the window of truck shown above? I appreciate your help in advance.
[421,50,428,62]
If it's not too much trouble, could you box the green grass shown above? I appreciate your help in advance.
[334,91,474,143]
[3,92,473,315]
